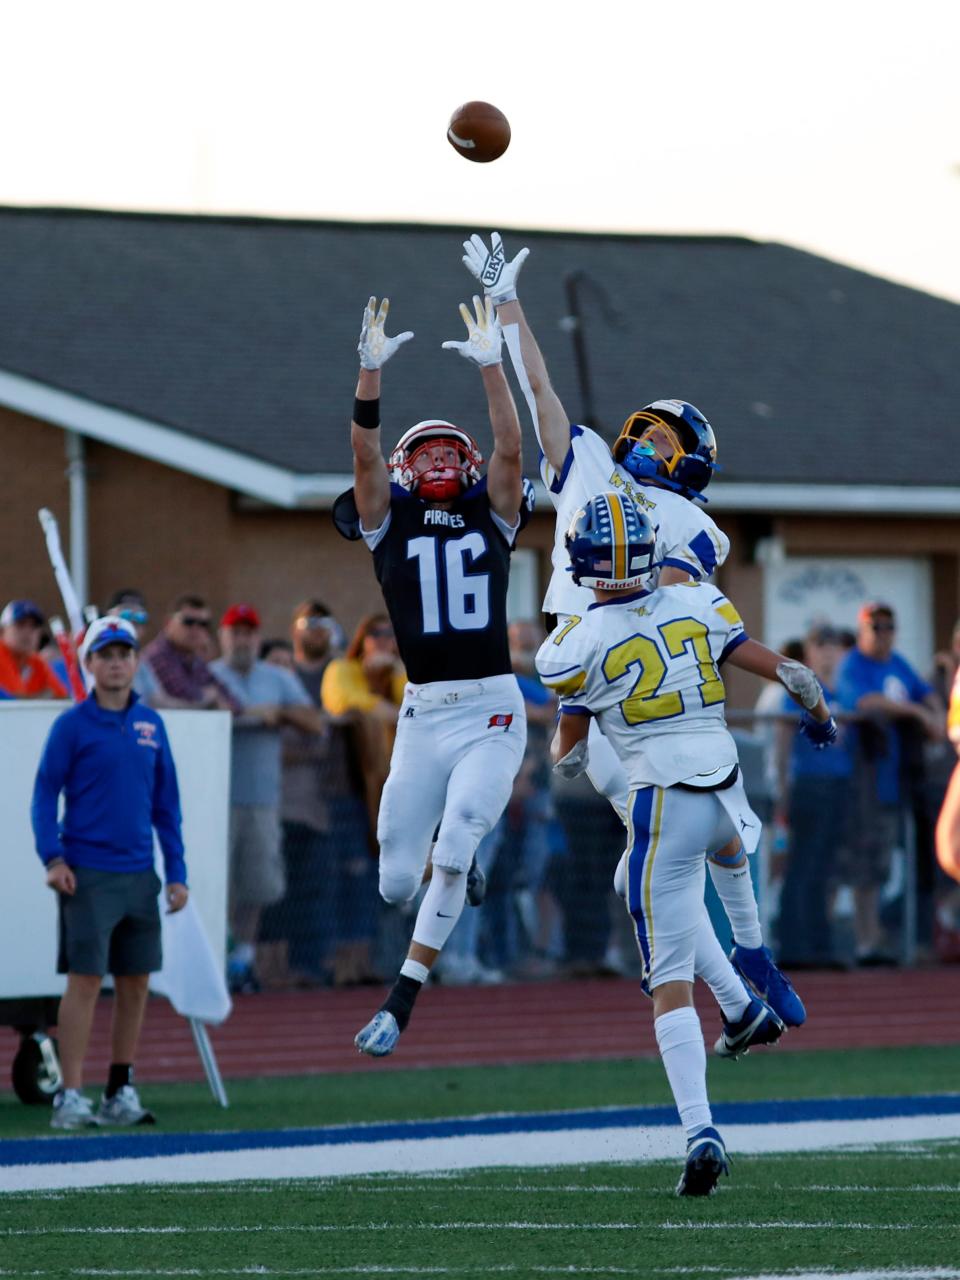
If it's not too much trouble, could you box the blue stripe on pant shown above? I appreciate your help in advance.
[625,787,660,992]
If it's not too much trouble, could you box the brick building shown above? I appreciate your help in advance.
[1,207,958,699]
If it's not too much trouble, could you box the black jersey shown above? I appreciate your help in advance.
[368,479,516,685]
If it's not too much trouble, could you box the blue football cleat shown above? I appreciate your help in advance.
[714,995,785,1060]
[730,943,807,1027]
[676,1126,729,1196]
[354,1010,400,1057]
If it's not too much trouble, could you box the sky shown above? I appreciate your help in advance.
[1,1,958,302]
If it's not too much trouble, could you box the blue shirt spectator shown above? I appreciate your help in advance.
[781,683,852,780]
[31,690,186,885]
[836,604,937,806]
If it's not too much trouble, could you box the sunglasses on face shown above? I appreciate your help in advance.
[368,627,394,640]
[179,615,210,629]
[295,615,332,632]
[869,621,895,633]
[118,608,148,626]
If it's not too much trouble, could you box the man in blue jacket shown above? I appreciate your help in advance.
[32,617,189,1129]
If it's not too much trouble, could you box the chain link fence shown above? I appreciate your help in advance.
[247,705,959,990]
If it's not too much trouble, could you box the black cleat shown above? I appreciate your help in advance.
[676,1126,729,1197]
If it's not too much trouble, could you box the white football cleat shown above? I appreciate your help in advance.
[96,1084,155,1126]
[51,1089,99,1130]
[355,1010,400,1057]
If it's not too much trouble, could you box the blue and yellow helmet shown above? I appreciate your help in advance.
[565,491,659,591]
[613,399,718,499]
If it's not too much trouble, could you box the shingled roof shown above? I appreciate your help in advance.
[1,206,958,498]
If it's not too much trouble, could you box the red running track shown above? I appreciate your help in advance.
[6,968,958,1086]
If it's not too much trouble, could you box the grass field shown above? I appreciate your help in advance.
[2,1148,959,1277]
[2,1045,959,1278]
[1,1044,957,1139]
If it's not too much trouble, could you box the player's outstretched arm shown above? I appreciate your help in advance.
[727,638,837,748]
[352,297,413,530]
[462,232,571,473]
[482,361,523,522]
[442,296,521,522]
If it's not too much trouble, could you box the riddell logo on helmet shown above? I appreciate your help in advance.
[487,713,513,731]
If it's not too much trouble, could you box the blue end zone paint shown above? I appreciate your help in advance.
[3,1094,960,1168]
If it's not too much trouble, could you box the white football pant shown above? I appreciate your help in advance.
[625,783,747,990]
[377,674,527,902]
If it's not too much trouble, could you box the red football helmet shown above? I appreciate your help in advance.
[388,420,483,500]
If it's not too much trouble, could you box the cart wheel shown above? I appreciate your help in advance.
[12,1033,62,1105]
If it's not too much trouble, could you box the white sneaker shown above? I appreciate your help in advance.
[51,1090,99,1130]
[96,1084,155,1126]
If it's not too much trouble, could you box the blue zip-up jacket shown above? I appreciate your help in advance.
[31,692,187,885]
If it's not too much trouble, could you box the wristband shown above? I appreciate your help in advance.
[490,289,517,304]
[353,397,381,430]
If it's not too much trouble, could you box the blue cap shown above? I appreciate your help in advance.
[0,599,45,626]
[82,617,139,658]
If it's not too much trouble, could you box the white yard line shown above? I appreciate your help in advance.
[4,1112,960,1193]
[2,1220,957,1237]
[2,1265,960,1279]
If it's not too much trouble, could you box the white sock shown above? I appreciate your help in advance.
[694,909,750,1022]
[708,856,763,949]
[399,959,430,984]
[411,867,468,952]
[654,1006,712,1140]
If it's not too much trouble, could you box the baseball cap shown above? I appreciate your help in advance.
[1,600,45,626]
[221,603,261,629]
[806,623,842,646]
[81,616,139,660]
[857,601,895,624]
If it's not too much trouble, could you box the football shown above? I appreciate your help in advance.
[446,101,511,164]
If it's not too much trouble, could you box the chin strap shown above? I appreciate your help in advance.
[620,450,710,505]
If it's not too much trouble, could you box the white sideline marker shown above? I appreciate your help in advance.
[4,1112,960,1192]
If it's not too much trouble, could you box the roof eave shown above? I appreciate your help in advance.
[3,370,958,517]
[0,368,299,508]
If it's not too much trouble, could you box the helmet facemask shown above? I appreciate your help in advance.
[388,421,483,501]
[615,411,688,483]
[613,401,718,498]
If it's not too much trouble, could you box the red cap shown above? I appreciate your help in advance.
[220,603,261,629]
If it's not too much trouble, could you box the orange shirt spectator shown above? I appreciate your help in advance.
[0,600,68,700]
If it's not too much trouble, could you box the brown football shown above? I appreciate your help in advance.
[447,101,511,164]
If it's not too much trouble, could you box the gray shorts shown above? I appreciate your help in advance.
[58,866,163,977]
[229,805,284,908]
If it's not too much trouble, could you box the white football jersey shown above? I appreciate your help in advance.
[539,426,730,617]
[535,582,747,790]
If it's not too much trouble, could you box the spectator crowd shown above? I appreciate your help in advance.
[3,589,959,988]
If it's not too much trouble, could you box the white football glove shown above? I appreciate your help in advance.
[553,737,589,780]
[441,296,503,367]
[462,231,529,304]
[776,659,823,711]
[357,296,414,371]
